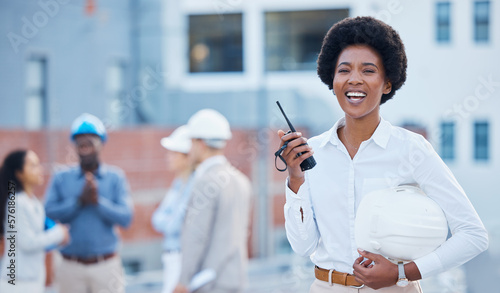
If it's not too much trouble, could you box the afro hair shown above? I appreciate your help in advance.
[317,16,407,104]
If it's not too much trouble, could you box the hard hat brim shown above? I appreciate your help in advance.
[160,137,191,154]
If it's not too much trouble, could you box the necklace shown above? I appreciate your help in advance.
[343,127,359,150]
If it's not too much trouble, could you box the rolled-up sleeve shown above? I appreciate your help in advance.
[284,174,320,257]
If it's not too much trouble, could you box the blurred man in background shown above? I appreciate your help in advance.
[174,109,252,293]
[45,113,133,293]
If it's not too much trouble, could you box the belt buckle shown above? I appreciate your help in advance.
[96,255,105,263]
[328,269,334,286]
[349,272,364,289]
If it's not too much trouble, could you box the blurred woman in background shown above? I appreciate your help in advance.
[152,126,194,293]
[0,149,69,293]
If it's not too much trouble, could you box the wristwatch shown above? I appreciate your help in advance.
[396,261,409,287]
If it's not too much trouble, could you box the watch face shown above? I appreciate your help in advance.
[397,279,409,287]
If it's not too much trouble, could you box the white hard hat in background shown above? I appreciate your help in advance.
[160,125,192,154]
[187,109,232,141]
[355,185,448,262]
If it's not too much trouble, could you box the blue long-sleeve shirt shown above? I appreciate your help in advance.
[44,164,133,257]
[151,175,193,251]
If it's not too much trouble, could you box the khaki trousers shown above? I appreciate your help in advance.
[57,255,125,293]
[310,279,423,293]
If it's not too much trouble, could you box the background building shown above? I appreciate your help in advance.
[0,0,498,292]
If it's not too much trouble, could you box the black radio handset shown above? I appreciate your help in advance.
[274,101,316,172]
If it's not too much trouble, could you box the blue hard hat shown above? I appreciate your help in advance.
[70,113,107,142]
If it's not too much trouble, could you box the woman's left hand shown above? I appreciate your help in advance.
[173,284,189,293]
[352,249,398,290]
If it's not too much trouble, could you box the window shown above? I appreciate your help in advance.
[122,259,141,274]
[436,2,451,42]
[25,58,47,129]
[401,122,428,138]
[189,14,243,73]
[265,9,349,71]
[474,121,489,161]
[474,1,490,42]
[440,121,455,160]
[106,63,126,127]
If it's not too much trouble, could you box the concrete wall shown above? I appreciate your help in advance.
[0,0,133,128]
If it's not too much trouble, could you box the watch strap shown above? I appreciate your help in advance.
[398,261,406,279]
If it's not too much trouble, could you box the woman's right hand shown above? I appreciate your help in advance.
[277,130,314,193]
[59,225,71,246]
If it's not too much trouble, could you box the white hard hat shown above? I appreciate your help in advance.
[355,185,448,262]
[160,125,192,154]
[187,109,232,141]
[70,113,107,142]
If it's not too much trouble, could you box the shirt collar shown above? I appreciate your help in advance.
[78,164,105,178]
[194,155,227,178]
[319,117,391,149]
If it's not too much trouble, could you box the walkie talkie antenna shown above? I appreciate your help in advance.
[274,100,316,172]
[276,101,296,132]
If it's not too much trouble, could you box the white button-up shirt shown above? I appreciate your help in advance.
[284,117,488,279]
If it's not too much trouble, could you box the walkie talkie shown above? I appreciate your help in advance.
[275,101,316,172]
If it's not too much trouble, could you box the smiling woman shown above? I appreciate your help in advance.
[276,16,488,293]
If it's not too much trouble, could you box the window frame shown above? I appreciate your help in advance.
[473,121,489,161]
[25,56,48,129]
[474,1,490,43]
[436,2,451,43]
[440,121,455,161]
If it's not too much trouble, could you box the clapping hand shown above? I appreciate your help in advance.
[79,172,98,205]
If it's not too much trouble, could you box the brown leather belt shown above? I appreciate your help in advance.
[62,252,116,265]
[314,266,364,288]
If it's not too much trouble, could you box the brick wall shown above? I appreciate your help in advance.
[0,127,298,256]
